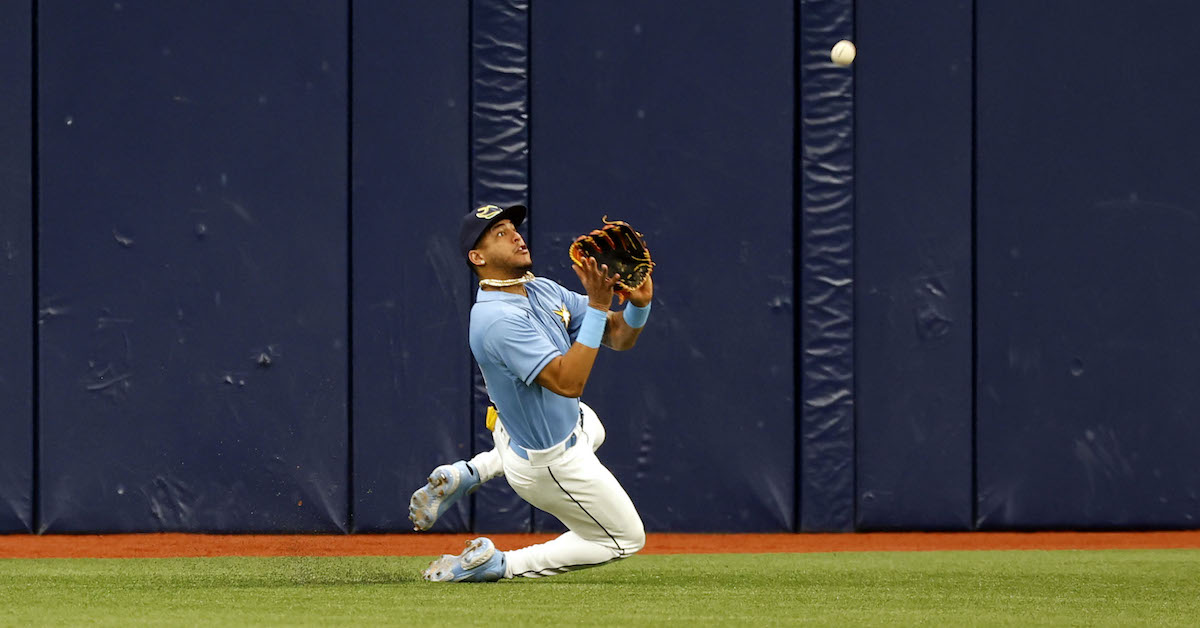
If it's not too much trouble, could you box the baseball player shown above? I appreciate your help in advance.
[409,204,653,582]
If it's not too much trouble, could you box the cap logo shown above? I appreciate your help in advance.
[475,205,502,220]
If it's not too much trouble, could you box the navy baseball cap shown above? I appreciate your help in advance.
[459,204,527,258]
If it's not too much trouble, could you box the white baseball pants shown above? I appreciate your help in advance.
[467,403,645,578]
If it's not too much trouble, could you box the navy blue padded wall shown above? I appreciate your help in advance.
[38,1,348,532]
[976,1,1200,528]
[470,0,533,533]
[0,0,33,532]
[854,0,973,530]
[351,1,472,532]
[798,0,854,532]
[530,0,795,532]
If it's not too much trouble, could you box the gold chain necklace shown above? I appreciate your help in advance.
[479,272,535,288]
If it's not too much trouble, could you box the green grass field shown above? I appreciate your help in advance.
[2,549,1198,626]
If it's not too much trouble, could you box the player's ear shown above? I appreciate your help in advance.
[468,250,485,267]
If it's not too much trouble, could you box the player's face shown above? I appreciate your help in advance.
[478,219,532,272]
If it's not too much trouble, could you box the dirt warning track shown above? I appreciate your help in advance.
[2,531,1199,559]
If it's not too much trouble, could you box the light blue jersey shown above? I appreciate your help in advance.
[469,278,590,450]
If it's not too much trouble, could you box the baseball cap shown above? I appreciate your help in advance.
[459,204,527,258]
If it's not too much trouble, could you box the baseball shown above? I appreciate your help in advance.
[831,39,856,66]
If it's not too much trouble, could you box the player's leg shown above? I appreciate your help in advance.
[497,436,645,578]
[579,401,605,451]
[467,447,504,481]
[410,402,601,532]
[408,419,513,531]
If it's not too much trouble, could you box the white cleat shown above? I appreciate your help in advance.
[408,461,480,531]
[422,537,506,583]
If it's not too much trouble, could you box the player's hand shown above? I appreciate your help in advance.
[626,272,653,308]
[573,256,619,310]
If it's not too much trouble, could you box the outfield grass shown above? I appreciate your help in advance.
[1,549,1197,626]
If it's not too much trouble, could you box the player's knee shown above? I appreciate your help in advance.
[626,530,645,555]
[579,402,605,450]
[590,421,606,451]
[619,518,646,556]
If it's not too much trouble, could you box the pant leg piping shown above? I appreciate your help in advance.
[547,466,625,557]
[513,558,619,578]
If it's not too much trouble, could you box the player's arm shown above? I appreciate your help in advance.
[535,257,617,398]
[603,274,653,351]
[535,342,600,398]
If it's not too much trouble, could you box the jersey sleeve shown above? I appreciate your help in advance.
[482,312,563,385]
[562,287,591,341]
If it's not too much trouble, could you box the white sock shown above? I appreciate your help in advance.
[468,448,504,482]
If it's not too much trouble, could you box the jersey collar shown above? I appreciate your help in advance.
[475,287,529,303]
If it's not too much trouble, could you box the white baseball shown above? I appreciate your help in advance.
[831,40,856,66]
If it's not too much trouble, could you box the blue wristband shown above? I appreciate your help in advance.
[622,301,651,329]
[577,307,608,349]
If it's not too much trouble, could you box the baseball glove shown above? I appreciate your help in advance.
[568,217,654,302]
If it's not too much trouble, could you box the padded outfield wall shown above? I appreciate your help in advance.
[0,0,1196,533]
